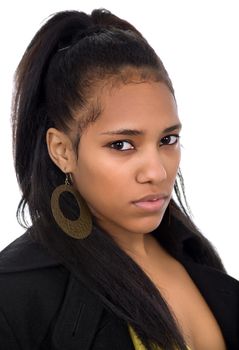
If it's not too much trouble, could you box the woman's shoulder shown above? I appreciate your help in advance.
[0,231,107,349]
[0,231,123,350]
[0,230,68,299]
[0,231,70,348]
[0,230,61,272]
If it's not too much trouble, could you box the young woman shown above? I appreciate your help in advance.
[0,8,238,350]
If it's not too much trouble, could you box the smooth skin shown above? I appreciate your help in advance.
[47,81,181,257]
[47,81,226,350]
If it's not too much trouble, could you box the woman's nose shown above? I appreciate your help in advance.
[135,154,167,184]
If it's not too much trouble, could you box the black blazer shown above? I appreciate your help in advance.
[0,226,238,350]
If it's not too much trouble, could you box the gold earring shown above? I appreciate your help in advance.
[50,173,92,239]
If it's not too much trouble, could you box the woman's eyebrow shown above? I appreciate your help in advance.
[99,123,182,136]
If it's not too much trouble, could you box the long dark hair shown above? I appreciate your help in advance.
[11,9,225,350]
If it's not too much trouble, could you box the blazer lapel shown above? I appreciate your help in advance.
[50,272,135,350]
[51,274,104,350]
[179,257,239,349]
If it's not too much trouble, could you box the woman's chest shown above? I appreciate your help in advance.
[138,255,226,350]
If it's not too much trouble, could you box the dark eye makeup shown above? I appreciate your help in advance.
[107,134,180,152]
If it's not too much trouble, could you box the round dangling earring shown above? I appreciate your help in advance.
[50,173,92,239]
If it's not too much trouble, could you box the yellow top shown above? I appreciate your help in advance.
[128,325,191,350]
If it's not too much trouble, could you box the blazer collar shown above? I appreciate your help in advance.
[1,224,238,349]
[179,256,239,349]
[167,218,239,348]
[0,230,60,273]
[50,256,239,350]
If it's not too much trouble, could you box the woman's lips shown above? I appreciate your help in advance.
[132,197,167,211]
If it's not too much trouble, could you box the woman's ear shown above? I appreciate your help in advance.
[46,128,77,173]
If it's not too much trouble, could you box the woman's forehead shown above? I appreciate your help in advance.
[99,82,177,121]
[79,81,179,137]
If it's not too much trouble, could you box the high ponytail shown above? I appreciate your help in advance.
[11,9,225,350]
[12,11,96,224]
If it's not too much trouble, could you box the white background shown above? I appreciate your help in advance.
[0,1,238,279]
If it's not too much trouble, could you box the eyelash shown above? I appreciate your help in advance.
[108,134,180,151]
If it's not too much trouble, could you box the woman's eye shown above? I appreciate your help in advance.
[160,134,180,146]
[109,140,134,151]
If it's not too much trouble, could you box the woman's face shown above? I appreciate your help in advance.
[72,81,181,239]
